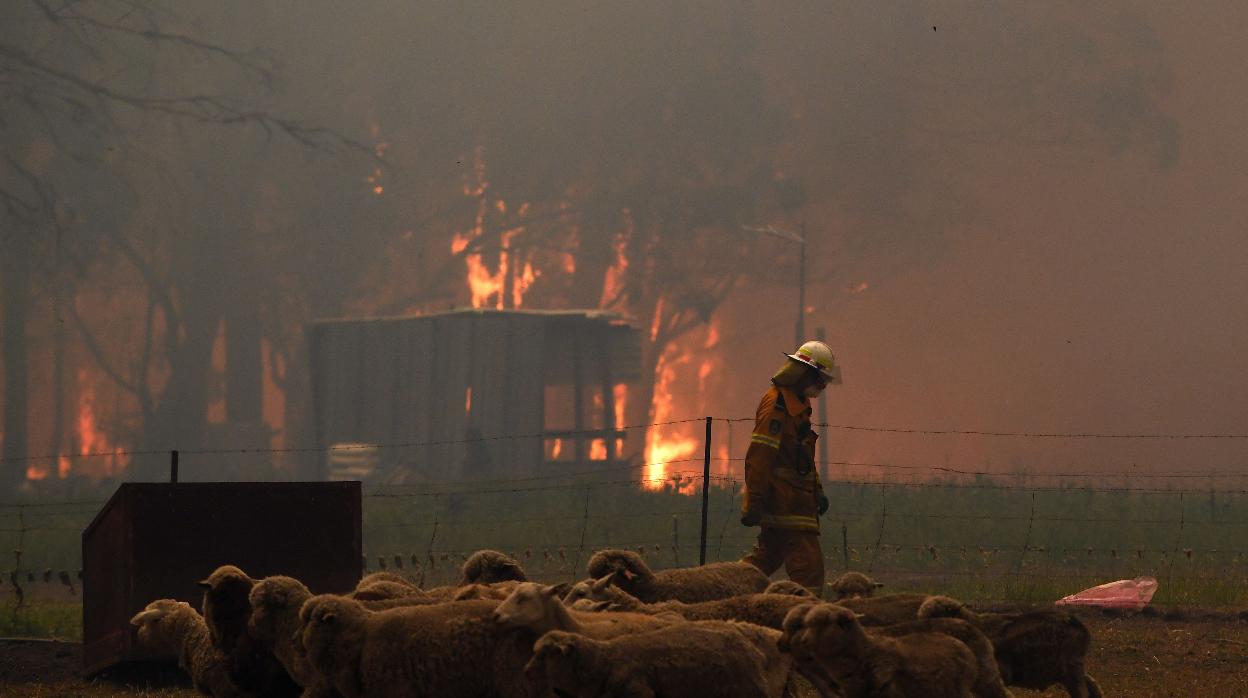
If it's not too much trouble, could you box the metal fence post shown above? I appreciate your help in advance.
[699,417,712,565]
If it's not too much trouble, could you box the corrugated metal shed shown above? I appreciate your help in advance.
[308,309,642,481]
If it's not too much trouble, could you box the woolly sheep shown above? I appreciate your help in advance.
[834,593,932,627]
[796,603,978,698]
[355,571,417,589]
[295,594,538,698]
[198,565,300,697]
[918,596,1102,698]
[777,602,840,698]
[130,599,243,697]
[493,582,681,640]
[828,572,884,600]
[453,580,524,601]
[525,621,793,698]
[351,580,426,602]
[582,575,820,630]
[460,549,528,585]
[247,575,341,698]
[872,617,1012,698]
[586,548,769,603]
[764,580,818,598]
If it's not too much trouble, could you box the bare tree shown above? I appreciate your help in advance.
[0,0,366,490]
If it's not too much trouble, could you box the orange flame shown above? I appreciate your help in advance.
[643,348,700,492]
[641,319,727,493]
[39,368,130,481]
[451,147,540,309]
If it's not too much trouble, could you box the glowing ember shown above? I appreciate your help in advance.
[613,384,627,428]
[599,226,631,309]
[365,123,389,196]
[589,438,608,461]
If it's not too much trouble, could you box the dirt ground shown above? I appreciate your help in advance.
[1,608,1246,697]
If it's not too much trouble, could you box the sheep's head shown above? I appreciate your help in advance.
[526,631,592,696]
[777,602,818,657]
[828,572,884,600]
[130,599,196,655]
[568,598,611,612]
[765,580,816,598]
[562,578,594,605]
[585,549,650,587]
[802,604,866,656]
[248,576,310,643]
[916,595,973,622]
[198,564,256,652]
[494,582,559,629]
[461,549,527,585]
[297,595,364,664]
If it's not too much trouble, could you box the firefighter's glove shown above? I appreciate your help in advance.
[740,509,763,527]
[817,493,830,516]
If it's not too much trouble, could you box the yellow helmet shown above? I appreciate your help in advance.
[786,340,842,384]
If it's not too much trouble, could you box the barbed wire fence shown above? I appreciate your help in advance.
[3,416,1248,607]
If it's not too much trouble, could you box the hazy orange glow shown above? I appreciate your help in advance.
[207,319,226,423]
[32,368,130,481]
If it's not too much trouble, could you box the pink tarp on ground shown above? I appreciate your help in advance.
[1055,576,1158,610]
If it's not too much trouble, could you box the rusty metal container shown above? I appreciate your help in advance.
[81,481,362,675]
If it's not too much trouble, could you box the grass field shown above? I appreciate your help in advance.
[3,473,1247,623]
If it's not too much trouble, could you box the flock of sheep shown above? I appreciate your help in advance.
[128,549,1103,697]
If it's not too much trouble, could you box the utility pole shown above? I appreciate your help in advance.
[797,222,806,345]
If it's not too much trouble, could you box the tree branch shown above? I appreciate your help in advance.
[66,296,143,399]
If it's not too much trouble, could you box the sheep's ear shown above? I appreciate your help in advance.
[542,584,561,599]
[548,582,571,598]
[196,578,212,589]
[319,611,337,624]
[620,568,637,581]
[591,575,612,592]
[130,609,159,626]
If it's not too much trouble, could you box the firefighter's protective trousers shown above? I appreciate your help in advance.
[740,385,827,595]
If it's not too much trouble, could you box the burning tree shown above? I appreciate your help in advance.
[0,0,369,489]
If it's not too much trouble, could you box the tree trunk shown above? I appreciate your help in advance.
[130,298,223,481]
[1,231,31,494]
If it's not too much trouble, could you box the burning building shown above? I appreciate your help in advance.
[308,308,642,482]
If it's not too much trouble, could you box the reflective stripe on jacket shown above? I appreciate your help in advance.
[742,385,825,532]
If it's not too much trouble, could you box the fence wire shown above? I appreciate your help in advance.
[3,416,1248,606]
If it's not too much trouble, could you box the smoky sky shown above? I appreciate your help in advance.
[8,1,1248,482]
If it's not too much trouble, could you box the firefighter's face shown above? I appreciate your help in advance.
[802,371,829,398]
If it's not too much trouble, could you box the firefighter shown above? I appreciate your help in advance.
[740,340,842,597]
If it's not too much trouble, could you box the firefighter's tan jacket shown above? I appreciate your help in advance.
[742,385,825,532]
